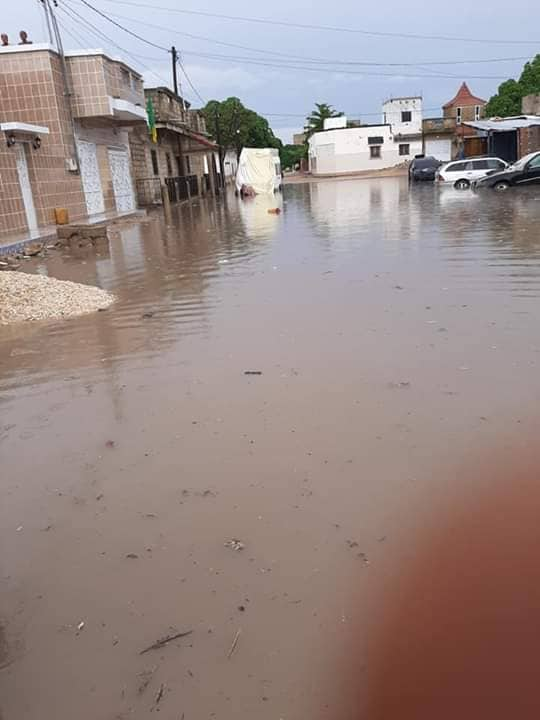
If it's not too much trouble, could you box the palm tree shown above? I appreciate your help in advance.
[305,103,344,137]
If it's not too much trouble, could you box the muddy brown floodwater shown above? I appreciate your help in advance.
[2,178,540,719]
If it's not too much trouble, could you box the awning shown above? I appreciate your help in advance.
[0,121,49,136]
[464,116,540,133]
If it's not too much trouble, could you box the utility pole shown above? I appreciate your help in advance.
[40,0,54,45]
[46,0,81,173]
[171,46,179,96]
[214,106,225,187]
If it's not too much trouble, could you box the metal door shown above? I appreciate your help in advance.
[15,144,38,232]
[77,140,105,215]
[108,148,135,213]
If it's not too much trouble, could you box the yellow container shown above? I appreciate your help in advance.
[54,207,69,225]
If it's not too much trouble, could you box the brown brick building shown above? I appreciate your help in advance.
[0,42,147,240]
[443,82,488,157]
[130,86,219,205]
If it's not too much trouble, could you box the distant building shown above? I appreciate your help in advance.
[383,97,423,152]
[443,82,487,157]
[293,132,306,146]
[308,97,422,176]
[129,86,220,205]
[422,82,488,161]
[462,116,540,163]
[323,116,347,131]
[523,94,540,116]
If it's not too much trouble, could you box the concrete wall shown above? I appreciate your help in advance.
[66,51,145,120]
[75,123,132,213]
[522,95,540,116]
[383,98,422,136]
[309,125,421,176]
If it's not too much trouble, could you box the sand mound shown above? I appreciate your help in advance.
[0,271,115,325]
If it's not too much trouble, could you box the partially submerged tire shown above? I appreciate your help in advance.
[494,181,510,192]
[454,179,470,190]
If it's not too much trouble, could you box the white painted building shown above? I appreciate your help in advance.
[309,97,423,177]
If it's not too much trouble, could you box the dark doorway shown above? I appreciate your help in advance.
[490,131,518,163]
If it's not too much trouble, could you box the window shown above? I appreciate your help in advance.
[472,160,489,170]
[399,144,410,156]
[120,68,130,87]
[447,161,468,172]
[528,155,540,169]
[456,107,463,125]
[487,159,506,170]
[401,111,412,123]
[185,155,191,173]
[475,105,482,121]
[151,149,159,176]
[368,136,384,145]
[166,152,173,176]
[370,146,381,159]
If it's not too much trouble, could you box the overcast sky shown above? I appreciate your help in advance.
[6,0,540,142]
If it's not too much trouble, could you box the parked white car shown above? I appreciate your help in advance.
[437,157,508,190]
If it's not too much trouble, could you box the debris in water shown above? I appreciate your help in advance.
[77,621,85,631]
[155,683,165,706]
[139,630,193,655]
[137,666,155,695]
[227,629,241,659]
[244,371,262,376]
[125,553,139,559]
[225,539,245,551]
[142,311,154,319]
[105,440,115,448]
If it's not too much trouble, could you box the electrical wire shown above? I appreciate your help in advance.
[64,0,206,102]
[58,3,172,85]
[177,50,509,80]
[99,8,532,69]
[73,0,169,51]
[177,55,205,104]
[85,0,540,45]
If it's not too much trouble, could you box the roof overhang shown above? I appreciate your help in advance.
[0,121,49,136]
[110,97,147,122]
[464,117,540,133]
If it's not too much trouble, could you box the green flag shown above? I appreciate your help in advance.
[146,97,157,143]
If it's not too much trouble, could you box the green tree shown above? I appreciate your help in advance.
[280,144,307,171]
[485,55,540,117]
[304,103,344,137]
[203,97,281,160]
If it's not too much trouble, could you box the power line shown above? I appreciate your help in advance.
[69,0,169,51]
[100,9,532,68]
[65,0,206,103]
[58,3,171,85]
[177,55,205,104]
[178,50,509,80]
[88,0,540,45]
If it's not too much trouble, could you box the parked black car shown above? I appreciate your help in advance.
[409,156,441,182]
[473,151,540,191]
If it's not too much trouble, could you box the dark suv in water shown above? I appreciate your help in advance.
[409,156,441,183]
[473,151,540,191]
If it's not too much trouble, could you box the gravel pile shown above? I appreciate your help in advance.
[0,271,115,325]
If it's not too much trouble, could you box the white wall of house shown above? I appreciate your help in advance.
[382,97,423,136]
[224,149,238,182]
[425,137,453,161]
[309,125,421,176]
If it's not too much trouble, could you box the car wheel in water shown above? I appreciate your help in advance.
[494,181,510,192]
[454,179,470,190]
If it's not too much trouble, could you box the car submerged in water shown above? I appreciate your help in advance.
[409,156,442,183]
[473,151,540,191]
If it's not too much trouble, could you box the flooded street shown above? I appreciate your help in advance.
[2,176,540,719]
